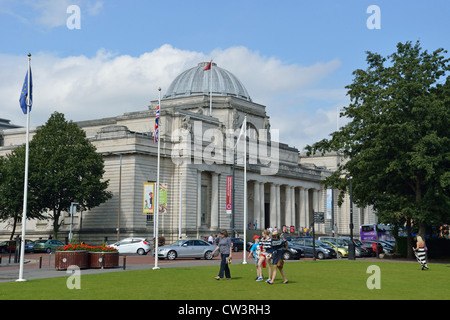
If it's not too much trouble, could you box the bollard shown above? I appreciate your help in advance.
[39,255,42,269]
[123,256,126,270]
[101,253,105,269]
[0,255,2,265]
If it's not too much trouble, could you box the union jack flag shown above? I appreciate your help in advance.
[154,102,159,143]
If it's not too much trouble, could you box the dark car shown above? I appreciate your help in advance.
[291,238,336,259]
[362,241,384,256]
[282,242,305,260]
[231,238,244,252]
[0,240,16,253]
[320,237,369,258]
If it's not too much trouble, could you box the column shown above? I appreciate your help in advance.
[253,181,260,230]
[285,185,292,227]
[304,188,310,228]
[259,182,265,230]
[211,172,219,230]
[196,170,202,237]
[276,184,281,229]
[290,186,295,229]
[270,183,277,228]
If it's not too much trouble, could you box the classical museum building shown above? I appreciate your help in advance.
[0,62,377,244]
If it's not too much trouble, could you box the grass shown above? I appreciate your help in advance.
[0,260,449,300]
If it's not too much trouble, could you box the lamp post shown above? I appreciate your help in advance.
[348,176,355,260]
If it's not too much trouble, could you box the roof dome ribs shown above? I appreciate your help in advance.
[163,62,252,102]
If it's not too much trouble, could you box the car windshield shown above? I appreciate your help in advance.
[35,240,47,244]
[171,240,185,246]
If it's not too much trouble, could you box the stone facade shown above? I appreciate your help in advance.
[0,62,376,244]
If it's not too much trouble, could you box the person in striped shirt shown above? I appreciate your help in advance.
[256,229,272,282]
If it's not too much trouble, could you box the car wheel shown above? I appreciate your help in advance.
[337,252,343,259]
[282,251,291,260]
[46,248,52,253]
[204,250,213,260]
[137,248,145,255]
[317,252,325,260]
[167,250,177,260]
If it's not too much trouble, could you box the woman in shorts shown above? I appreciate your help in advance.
[267,232,288,284]
[257,230,272,282]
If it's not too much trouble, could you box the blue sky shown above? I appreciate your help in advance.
[1,0,449,150]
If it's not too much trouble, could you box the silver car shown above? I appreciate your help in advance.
[157,239,219,260]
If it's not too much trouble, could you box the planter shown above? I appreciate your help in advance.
[55,251,89,270]
[89,251,119,268]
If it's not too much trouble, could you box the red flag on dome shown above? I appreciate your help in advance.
[203,61,212,71]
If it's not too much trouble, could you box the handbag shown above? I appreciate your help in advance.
[227,256,232,264]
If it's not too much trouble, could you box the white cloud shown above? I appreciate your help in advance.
[1,45,346,151]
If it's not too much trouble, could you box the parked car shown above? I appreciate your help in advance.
[378,240,395,254]
[291,237,336,259]
[283,242,305,260]
[24,239,35,253]
[362,241,384,256]
[321,240,348,259]
[111,238,151,255]
[231,238,244,252]
[156,239,219,260]
[318,237,369,258]
[33,239,65,253]
[0,240,16,253]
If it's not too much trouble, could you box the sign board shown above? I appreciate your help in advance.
[314,211,325,223]
[226,176,232,214]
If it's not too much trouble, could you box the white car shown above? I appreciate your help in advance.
[111,238,151,255]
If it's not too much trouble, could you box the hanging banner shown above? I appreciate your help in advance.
[158,183,168,214]
[226,176,232,214]
[326,189,332,220]
[143,183,154,213]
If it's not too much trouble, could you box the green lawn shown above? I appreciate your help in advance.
[1,260,448,300]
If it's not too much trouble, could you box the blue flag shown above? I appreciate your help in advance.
[19,68,32,114]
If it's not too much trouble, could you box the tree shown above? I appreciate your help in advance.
[29,112,112,238]
[0,146,44,239]
[306,41,450,257]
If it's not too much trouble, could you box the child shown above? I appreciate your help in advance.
[248,236,262,280]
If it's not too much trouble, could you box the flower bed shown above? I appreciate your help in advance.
[56,243,119,270]
[89,251,119,268]
[55,250,89,270]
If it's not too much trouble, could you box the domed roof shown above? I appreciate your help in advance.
[163,62,252,102]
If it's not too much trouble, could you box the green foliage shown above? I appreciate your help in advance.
[28,112,112,237]
[0,111,112,239]
[306,41,450,239]
[0,146,44,239]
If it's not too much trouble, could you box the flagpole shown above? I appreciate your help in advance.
[209,60,212,116]
[17,53,31,282]
[153,87,161,270]
[242,116,247,265]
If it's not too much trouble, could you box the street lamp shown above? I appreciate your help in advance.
[348,176,355,260]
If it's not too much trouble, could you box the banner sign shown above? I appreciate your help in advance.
[226,176,232,214]
[143,183,154,213]
[158,183,168,214]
